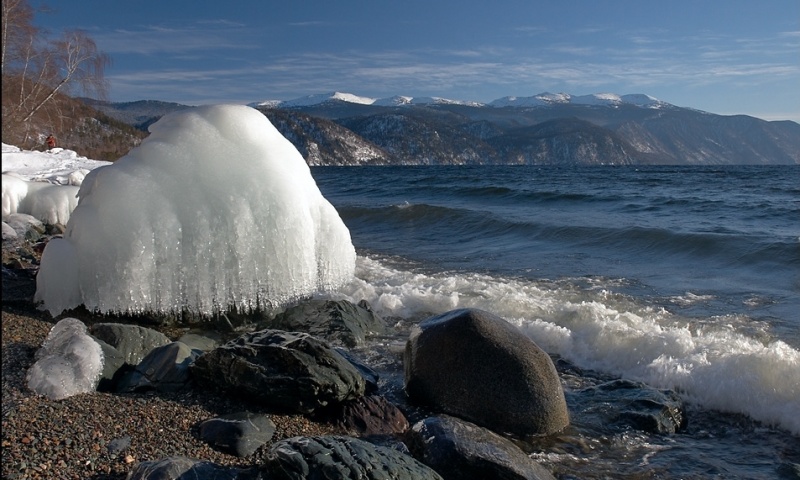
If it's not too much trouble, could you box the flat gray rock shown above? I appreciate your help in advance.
[117,341,200,393]
[198,411,276,457]
[91,323,171,365]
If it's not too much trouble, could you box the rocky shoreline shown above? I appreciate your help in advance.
[2,231,566,480]
[3,227,694,480]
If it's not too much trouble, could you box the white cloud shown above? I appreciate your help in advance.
[93,23,259,55]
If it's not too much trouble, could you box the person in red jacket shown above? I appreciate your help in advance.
[46,134,56,149]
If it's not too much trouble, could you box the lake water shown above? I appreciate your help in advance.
[311,165,800,479]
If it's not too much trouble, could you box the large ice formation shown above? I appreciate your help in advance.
[34,105,356,316]
[26,318,104,400]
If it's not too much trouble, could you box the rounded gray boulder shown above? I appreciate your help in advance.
[404,308,569,436]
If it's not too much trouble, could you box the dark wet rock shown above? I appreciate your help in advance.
[334,347,380,394]
[117,341,201,393]
[1,264,37,303]
[269,299,389,347]
[124,455,258,480]
[191,329,366,414]
[580,379,688,434]
[198,411,276,457]
[91,323,171,365]
[262,435,443,480]
[404,308,569,436]
[408,415,556,480]
[329,394,410,437]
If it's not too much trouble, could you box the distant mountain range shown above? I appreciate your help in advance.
[252,91,669,109]
[83,92,800,166]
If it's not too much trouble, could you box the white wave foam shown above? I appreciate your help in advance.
[338,255,800,436]
[670,292,715,306]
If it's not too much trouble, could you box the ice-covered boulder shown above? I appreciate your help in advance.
[3,213,44,241]
[26,318,104,400]
[1,221,18,240]
[18,182,80,225]
[2,173,81,225]
[34,104,356,317]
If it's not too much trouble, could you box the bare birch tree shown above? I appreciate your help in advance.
[2,0,110,144]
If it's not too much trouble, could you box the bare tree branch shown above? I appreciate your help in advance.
[2,0,111,143]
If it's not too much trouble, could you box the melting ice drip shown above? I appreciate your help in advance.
[34,105,356,316]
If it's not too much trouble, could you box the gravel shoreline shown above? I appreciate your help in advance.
[1,298,345,480]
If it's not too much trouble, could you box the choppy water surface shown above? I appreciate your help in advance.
[311,165,800,479]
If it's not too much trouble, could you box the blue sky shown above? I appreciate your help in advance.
[34,0,800,122]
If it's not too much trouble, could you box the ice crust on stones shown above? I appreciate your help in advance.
[26,318,104,400]
[34,105,356,317]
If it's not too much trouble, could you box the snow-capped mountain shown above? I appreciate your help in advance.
[277,92,377,108]
[373,95,413,106]
[95,92,800,166]
[251,91,486,109]
[489,92,666,108]
[251,91,669,110]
